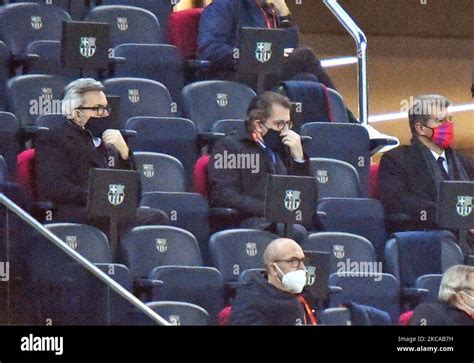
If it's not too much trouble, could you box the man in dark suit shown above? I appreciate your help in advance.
[208,91,311,235]
[35,78,167,232]
[379,95,474,239]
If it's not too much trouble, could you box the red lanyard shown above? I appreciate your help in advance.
[256,1,277,29]
[297,295,317,325]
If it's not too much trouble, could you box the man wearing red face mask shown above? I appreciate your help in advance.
[379,95,474,240]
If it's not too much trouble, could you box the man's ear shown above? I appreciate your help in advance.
[253,119,264,133]
[414,122,427,136]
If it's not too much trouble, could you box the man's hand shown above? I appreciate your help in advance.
[280,129,304,161]
[102,129,129,160]
[266,0,290,16]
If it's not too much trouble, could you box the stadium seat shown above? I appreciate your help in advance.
[316,198,388,261]
[0,155,9,183]
[45,223,113,263]
[0,112,20,175]
[181,81,256,132]
[309,158,361,201]
[0,3,71,57]
[148,266,224,324]
[125,117,198,185]
[414,274,443,304]
[6,74,69,127]
[85,5,162,47]
[36,113,65,129]
[167,8,202,60]
[104,77,175,127]
[8,0,90,20]
[302,232,377,274]
[319,307,352,326]
[302,122,370,196]
[211,119,246,135]
[0,42,9,111]
[113,44,185,107]
[133,152,186,193]
[329,272,400,323]
[238,268,266,284]
[120,225,202,279]
[145,301,210,326]
[94,263,134,292]
[140,192,209,262]
[208,229,278,284]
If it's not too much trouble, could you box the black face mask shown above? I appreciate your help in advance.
[263,128,285,154]
[84,116,111,138]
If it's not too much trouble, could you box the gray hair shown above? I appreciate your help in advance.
[438,265,474,305]
[408,94,451,134]
[61,78,105,119]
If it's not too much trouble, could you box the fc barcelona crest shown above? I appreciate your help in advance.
[456,196,473,217]
[333,245,345,259]
[128,89,140,103]
[246,242,258,257]
[169,315,181,326]
[317,170,329,184]
[108,184,125,206]
[143,164,154,178]
[80,37,97,58]
[284,190,301,211]
[216,93,228,107]
[117,17,128,31]
[31,16,42,30]
[156,238,167,253]
[255,42,272,63]
[41,87,53,101]
[65,236,78,250]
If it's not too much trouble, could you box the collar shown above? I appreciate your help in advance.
[430,149,446,160]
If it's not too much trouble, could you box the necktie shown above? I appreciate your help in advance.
[437,156,449,180]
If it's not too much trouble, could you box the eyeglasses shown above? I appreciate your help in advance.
[262,119,293,131]
[77,105,111,116]
[274,257,306,268]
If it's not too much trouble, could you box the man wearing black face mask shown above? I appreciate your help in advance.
[35,78,168,232]
[208,92,310,232]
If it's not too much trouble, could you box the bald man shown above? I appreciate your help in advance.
[230,238,317,325]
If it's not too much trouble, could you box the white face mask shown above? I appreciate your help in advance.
[274,263,307,293]
[460,291,474,312]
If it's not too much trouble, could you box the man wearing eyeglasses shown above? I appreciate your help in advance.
[379,95,474,247]
[35,78,167,231]
[208,92,311,235]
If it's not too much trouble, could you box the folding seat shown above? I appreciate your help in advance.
[316,197,388,261]
[310,157,361,201]
[133,152,186,193]
[6,74,69,128]
[103,77,174,127]
[208,229,278,285]
[0,112,20,175]
[0,42,9,111]
[414,274,443,304]
[148,266,224,324]
[140,191,209,262]
[0,3,71,57]
[301,122,370,196]
[211,119,246,135]
[319,307,352,326]
[94,262,134,292]
[329,272,400,323]
[181,81,256,132]
[120,225,202,279]
[145,301,210,326]
[45,223,113,263]
[85,5,162,47]
[125,117,198,185]
[302,232,377,274]
[113,44,185,107]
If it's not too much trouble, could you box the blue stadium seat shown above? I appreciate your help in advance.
[113,44,185,107]
[148,266,224,324]
[319,307,352,326]
[0,155,9,183]
[6,74,69,127]
[310,158,361,201]
[145,301,210,326]
[329,272,400,323]
[211,119,245,135]
[104,77,174,127]
[0,112,20,175]
[208,229,278,284]
[0,42,9,111]
[36,113,65,129]
[181,81,256,132]
[133,152,186,193]
[414,274,443,304]
[45,223,112,263]
[302,123,370,196]
[8,0,90,20]
[94,262,133,292]
[0,3,71,56]
[316,198,388,261]
[125,117,198,185]
[120,225,202,279]
[85,5,162,47]
[302,232,377,274]
[238,268,266,284]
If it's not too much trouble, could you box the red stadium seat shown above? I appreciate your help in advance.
[16,148,36,199]
[167,8,203,60]
[193,154,210,197]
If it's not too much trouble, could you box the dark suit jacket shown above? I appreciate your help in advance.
[208,129,311,218]
[35,119,135,223]
[379,140,474,230]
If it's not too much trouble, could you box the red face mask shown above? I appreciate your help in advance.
[424,120,454,149]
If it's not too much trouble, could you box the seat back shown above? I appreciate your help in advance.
[9,0,89,20]
[0,41,9,111]
[0,155,9,183]
[85,5,162,47]
[0,3,71,55]
[94,263,133,292]
[0,112,20,175]
[133,152,186,193]
[167,8,203,59]
[146,301,210,326]
[414,274,443,304]
[181,81,256,132]
[121,225,202,279]
[327,88,349,123]
[211,119,246,135]
[208,229,278,283]
[319,307,352,326]
[310,157,361,201]
[45,223,112,263]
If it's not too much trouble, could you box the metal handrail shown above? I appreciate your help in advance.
[0,193,170,326]
[323,0,368,126]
